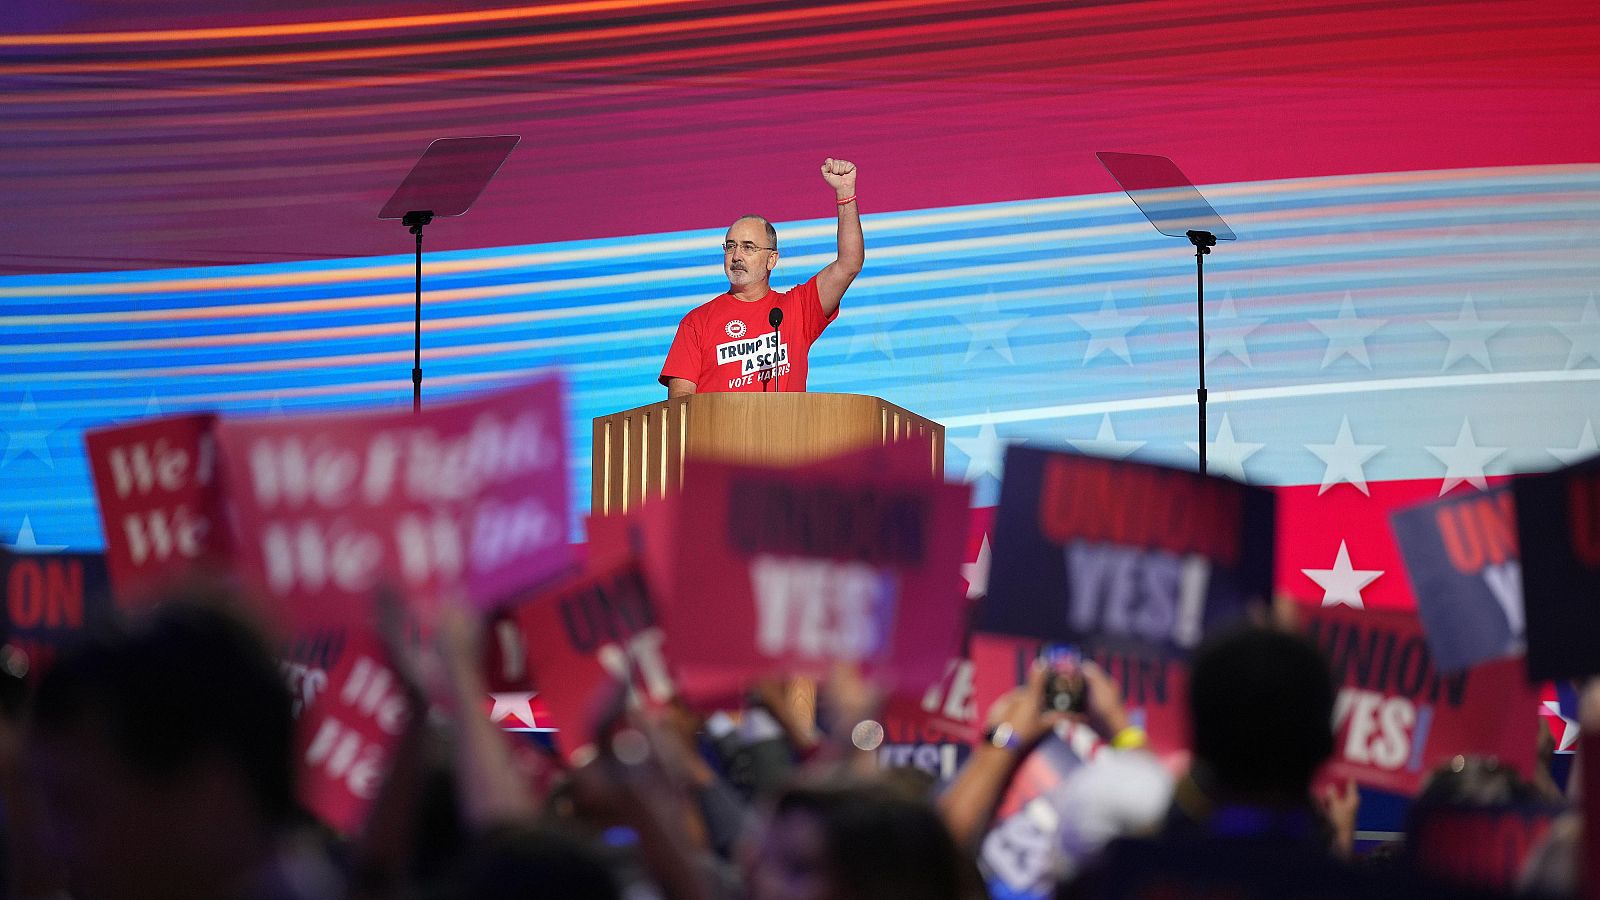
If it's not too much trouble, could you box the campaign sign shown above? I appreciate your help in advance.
[1391,485,1523,672]
[1513,455,1600,681]
[504,559,672,761]
[216,377,571,630]
[292,629,411,835]
[659,458,970,702]
[980,447,1274,658]
[980,735,1086,897]
[1303,605,1538,796]
[85,413,226,605]
[878,655,979,780]
[878,505,984,779]
[278,628,348,719]
[0,549,115,673]
[969,633,1191,761]
[1408,802,1562,893]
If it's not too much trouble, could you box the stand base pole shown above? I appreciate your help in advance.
[1187,230,1215,477]
[404,210,433,414]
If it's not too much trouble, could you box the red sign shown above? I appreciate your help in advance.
[886,655,980,745]
[1,549,115,675]
[503,560,672,761]
[877,650,980,780]
[1303,604,1539,796]
[650,457,970,703]
[215,377,572,630]
[292,630,411,834]
[968,632,1191,761]
[1409,803,1562,892]
[85,413,227,605]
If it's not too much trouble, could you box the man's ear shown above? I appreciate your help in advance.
[766,250,779,273]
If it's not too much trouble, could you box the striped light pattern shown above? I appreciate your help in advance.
[4,0,1599,549]
[4,0,1597,274]
[4,163,1598,547]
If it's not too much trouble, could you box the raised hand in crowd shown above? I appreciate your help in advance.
[1318,778,1360,860]
[939,659,1068,848]
[347,593,438,900]
[431,602,542,829]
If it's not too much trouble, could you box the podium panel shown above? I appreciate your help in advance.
[591,393,944,516]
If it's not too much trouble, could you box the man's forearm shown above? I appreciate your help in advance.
[815,159,861,315]
[835,198,863,277]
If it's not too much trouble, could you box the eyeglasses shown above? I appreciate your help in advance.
[722,241,776,255]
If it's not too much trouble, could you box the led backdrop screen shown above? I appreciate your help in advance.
[3,0,1599,616]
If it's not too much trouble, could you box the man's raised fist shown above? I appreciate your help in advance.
[821,158,857,198]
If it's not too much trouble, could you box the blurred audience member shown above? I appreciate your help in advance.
[748,774,973,900]
[447,822,621,900]
[31,599,339,900]
[1165,626,1336,850]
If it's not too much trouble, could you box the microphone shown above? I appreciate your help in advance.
[766,307,784,392]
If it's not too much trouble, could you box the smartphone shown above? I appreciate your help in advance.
[1038,645,1088,714]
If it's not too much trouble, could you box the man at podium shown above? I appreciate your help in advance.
[659,158,863,397]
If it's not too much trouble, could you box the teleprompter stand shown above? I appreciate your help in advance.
[379,135,519,412]
[1097,152,1236,476]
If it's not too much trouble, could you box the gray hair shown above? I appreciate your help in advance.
[732,215,778,250]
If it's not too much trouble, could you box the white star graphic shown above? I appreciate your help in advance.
[1425,418,1507,496]
[1542,700,1580,752]
[116,393,165,425]
[2,392,62,469]
[1305,416,1385,496]
[957,292,1025,364]
[845,321,897,361]
[950,420,1012,484]
[1548,420,1599,467]
[1070,291,1147,365]
[3,516,68,553]
[962,535,991,600]
[1185,413,1264,482]
[1199,293,1265,367]
[1066,414,1145,460]
[1429,295,1508,371]
[488,692,539,729]
[1562,296,1600,369]
[1309,293,1384,369]
[1302,540,1383,609]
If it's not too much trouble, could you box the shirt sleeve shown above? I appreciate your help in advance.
[659,310,703,387]
[793,275,837,344]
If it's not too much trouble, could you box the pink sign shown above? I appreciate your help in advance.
[215,377,571,630]
[85,413,227,605]
[650,456,970,703]
[292,630,410,834]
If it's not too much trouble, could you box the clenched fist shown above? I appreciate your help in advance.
[821,157,857,199]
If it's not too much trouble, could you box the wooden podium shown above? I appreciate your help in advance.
[591,393,944,516]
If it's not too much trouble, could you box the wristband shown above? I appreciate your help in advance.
[835,194,857,206]
[1110,725,1148,750]
[982,722,1022,752]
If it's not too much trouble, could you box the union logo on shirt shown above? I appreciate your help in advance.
[725,320,747,339]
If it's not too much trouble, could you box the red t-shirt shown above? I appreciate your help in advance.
[658,276,837,392]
